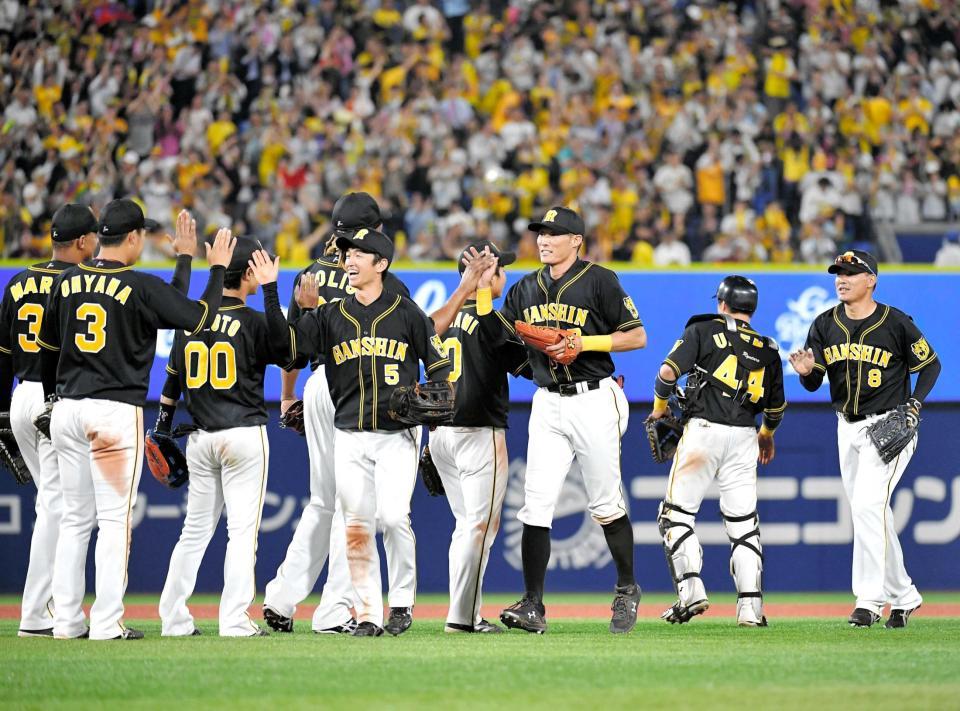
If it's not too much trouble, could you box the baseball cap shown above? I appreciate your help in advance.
[336,227,394,264]
[98,198,145,236]
[51,204,98,242]
[332,192,381,235]
[457,239,516,275]
[143,218,163,233]
[221,235,274,274]
[528,206,585,236]
[828,249,879,276]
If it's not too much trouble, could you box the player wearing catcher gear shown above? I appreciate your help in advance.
[429,241,531,634]
[492,207,647,635]
[790,250,940,628]
[263,192,411,635]
[261,229,452,637]
[158,238,293,637]
[37,198,234,640]
[649,275,786,627]
[0,205,98,637]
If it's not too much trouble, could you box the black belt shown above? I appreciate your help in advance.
[545,380,601,396]
[841,408,890,423]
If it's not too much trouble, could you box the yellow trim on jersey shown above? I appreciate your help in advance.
[317,257,339,268]
[831,307,852,413]
[369,295,402,430]
[283,325,298,370]
[852,306,889,415]
[27,266,65,275]
[812,363,826,372]
[909,353,938,373]
[616,319,642,331]
[338,300,365,430]
[190,300,209,336]
[219,304,245,311]
[555,263,593,381]
[165,365,178,376]
[426,357,452,373]
[0,344,10,355]
[663,358,682,377]
[36,337,59,351]
[512,358,530,377]
[764,402,787,414]
[79,263,133,274]
[495,310,516,334]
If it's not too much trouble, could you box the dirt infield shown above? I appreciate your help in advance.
[3,602,960,621]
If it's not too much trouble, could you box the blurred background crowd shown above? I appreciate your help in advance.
[1,0,960,266]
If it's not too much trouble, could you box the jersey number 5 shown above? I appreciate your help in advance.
[712,354,765,403]
[184,342,237,390]
[75,303,107,353]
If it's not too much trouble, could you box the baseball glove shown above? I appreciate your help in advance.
[0,414,31,485]
[418,445,445,497]
[145,429,189,488]
[866,403,919,464]
[388,381,455,427]
[279,399,306,436]
[645,414,684,464]
[514,321,579,366]
[33,397,54,440]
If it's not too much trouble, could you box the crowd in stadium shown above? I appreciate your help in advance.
[1,0,959,265]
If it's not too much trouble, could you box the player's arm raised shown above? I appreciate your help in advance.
[168,209,198,294]
[430,246,497,337]
[790,319,827,390]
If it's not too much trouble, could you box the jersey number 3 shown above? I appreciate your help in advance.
[75,303,107,353]
[17,303,44,353]
[713,354,765,403]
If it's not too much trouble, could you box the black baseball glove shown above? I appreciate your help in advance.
[866,401,920,464]
[388,382,455,427]
[0,413,31,485]
[280,399,306,436]
[33,397,55,440]
[645,414,684,464]
[145,429,189,488]
[419,445,445,497]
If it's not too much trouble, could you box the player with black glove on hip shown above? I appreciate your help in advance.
[649,276,786,627]
[790,250,940,628]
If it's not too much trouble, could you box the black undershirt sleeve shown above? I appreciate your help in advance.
[911,358,941,404]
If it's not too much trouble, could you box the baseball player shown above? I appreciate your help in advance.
[493,206,647,635]
[0,205,98,637]
[790,250,940,628]
[158,238,293,637]
[258,228,452,637]
[37,198,234,640]
[429,240,530,634]
[263,193,411,635]
[649,275,786,627]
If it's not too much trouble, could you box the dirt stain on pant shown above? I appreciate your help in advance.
[345,522,373,618]
[86,430,128,496]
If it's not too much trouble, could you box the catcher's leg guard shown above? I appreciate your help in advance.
[722,510,766,626]
[658,501,708,623]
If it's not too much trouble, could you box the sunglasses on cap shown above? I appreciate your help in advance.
[834,252,876,276]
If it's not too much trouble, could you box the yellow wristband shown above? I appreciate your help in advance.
[476,287,493,316]
[581,334,613,352]
[759,425,774,436]
[653,395,669,410]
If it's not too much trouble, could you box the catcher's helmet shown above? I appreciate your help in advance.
[715,275,758,315]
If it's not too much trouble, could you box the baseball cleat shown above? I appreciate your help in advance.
[848,607,881,627]
[263,605,294,633]
[385,607,413,636]
[500,596,547,634]
[444,619,504,634]
[110,627,144,640]
[18,627,53,638]
[737,616,769,628]
[54,628,89,640]
[885,605,921,629]
[315,617,358,635]
[248,628,270,637]
[352,621,385,637]
[610,583,641,634]
[190,629,203,636]
[661,598,710,624]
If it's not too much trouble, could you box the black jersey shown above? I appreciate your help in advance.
[497,259,643,387]
[269,288,452,431]
[803,303,937,416]
[163,297,294,431]
[444,301,530,428]
[0,260,72,382]
[663,314,786,428]
[287,257,409,370]
[38,259,225,406]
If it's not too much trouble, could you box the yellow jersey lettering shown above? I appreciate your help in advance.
[40,276,53,294]
[332,344,345,365]
[105,278,120,297]
[93,275,106,294]
[10,281,24,301]
[115,285,131,305]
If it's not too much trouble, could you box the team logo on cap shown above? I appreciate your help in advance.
[102,225,109,232]
[623,296,638,319]
[543,209,558,222]
[354,228,368,240]
[911,337,931,361]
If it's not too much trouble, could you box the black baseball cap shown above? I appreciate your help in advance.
[336,227,394,264]
[528,206,585,236]
[51,204,97,242]
[457,239,516,274]
[98,198,145,236]
[223,235,274,274]
[332,192,381,235]
[828,249,879,276]
[143,218,163,233]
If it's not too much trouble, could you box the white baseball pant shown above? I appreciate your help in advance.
[837,413,922,615]
[11,380,62,632]
[519,378,629,528]
[430,426,509,628]
[263,368,355,630]
[159,425,269,637]
[50,398,143,640]
[335,427,420,627]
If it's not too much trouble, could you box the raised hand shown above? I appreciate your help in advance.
[248,248,280,285]
[460,246,497,292]
[171,209,197,257]
[205,227,237,268]
[296,272,320,309]
[788,347,816,376]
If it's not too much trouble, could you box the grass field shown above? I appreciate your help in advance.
[2,593,959,710]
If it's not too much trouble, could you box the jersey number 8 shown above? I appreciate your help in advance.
[712,354,765,403]
[184,342,237,390]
